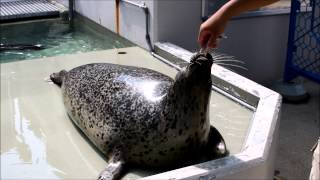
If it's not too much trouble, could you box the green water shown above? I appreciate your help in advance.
[0,19,134,63]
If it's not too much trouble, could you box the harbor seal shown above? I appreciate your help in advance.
[0,43,44,51]
[50,52,227,180]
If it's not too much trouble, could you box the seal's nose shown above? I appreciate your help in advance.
[189,52,213,74]
[190,52,213,65]
[186,54,213,85]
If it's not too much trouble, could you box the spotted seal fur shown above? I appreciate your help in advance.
[50,53,227,180]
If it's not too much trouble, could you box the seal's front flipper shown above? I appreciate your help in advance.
[97,155,125,180]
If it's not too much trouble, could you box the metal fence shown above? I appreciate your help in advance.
[0,0,60,22]
[284,0,320,83]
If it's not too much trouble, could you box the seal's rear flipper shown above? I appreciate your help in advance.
[98,155,125,180]
[50,70,67,87]
[206,126,229,158]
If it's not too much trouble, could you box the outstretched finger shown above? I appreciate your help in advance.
[198,31,211,48]
[207,36,218,48]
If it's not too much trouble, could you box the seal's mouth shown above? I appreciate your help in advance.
[182,52,213,86]
[187,52,213,75]
[190,52,213,65]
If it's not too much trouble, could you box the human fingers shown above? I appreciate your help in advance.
[207,34,219,48]
[198,30,211,48]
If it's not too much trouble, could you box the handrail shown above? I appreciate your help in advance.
[69,0,74,23]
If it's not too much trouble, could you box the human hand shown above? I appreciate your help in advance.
[198,12,228,50]
[198,0,280,50]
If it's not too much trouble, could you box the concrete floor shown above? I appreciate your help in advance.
[275,79,320,180]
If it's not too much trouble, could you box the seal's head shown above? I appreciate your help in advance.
[173,52,213,92]
[187,52,213,83]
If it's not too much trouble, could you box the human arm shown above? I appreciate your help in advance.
[198,0,280,49]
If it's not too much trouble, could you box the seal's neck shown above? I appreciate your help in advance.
[170,53,213,99]
[165,53,213,121]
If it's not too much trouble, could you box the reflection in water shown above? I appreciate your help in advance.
[1,98,64,179]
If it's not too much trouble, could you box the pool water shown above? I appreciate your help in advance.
[0,19,134,63]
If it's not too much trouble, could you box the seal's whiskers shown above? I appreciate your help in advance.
[211,54,233,60]
[214,62,248,71]
[208,52,247,70]
[214,59,245,64]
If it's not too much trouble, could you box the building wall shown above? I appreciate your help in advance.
[55,0,154,49]
[154,0,290,85]
[119,0,155,51]
[54,0,202,51]
[70,0,116,33]
[154,0,202,51]
[54,0,290,85]
[219,14,290,85]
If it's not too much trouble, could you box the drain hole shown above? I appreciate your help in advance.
[118,51,127,54]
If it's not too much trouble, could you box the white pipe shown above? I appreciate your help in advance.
[201,0,206,18]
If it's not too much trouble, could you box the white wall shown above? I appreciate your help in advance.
[153,1,290,85]
[74,0,155,49]
[54,0,152,49]
[53,0,290,85]
[153,0,290,85]
[54,0,202,51]
[74,0,116,33]
[119,0,155,50]
[154,0,202,51]
[219,15,290,85]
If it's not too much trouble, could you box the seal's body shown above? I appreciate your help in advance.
[0,43,44,51]
[51,53,226,180]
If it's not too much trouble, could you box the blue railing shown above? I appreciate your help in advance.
[284,0,320,83]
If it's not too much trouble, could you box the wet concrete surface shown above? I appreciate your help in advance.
[275,79,320,180]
